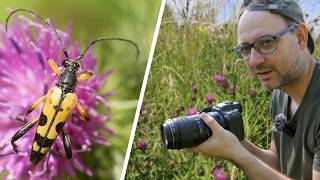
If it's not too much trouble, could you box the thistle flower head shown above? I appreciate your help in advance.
[205,94,215,104]
[191,84,198,93]
[213,168,227,180]
[187,107,198,115]
[140,102,145,113]
[0,15,113,178]
[228,84,236,94]
[136,139,147,152]
[250,89,257,98]
[175,107,181,115]
[212,74,229,89]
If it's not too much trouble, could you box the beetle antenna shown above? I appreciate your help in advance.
[5,9,69,59]
[75,37,139,62]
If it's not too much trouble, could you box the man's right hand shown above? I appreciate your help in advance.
[189,112,246,162]
[190,113,290,179]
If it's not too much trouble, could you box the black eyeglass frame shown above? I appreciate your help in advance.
[232,23,298,60]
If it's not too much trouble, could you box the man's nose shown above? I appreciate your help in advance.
[247,47,264,68]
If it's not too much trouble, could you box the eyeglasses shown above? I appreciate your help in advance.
[232,23,298,60]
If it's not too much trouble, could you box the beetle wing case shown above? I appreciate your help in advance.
[30,86,77,165]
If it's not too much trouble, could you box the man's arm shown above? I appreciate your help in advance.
[314,170,320,179]
[233,144,289,180]
[190,113,289,179]
[241,139,280,170]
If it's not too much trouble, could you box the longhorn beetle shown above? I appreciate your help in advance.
[6,9,139,166]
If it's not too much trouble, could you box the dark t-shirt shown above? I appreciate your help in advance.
[271,62,320,180]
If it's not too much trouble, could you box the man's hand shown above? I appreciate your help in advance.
[190,113,292,179]
[189,112,245,161]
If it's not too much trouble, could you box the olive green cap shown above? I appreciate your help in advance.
[239,0,314,54]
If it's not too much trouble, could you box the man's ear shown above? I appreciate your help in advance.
[296,23,308,51]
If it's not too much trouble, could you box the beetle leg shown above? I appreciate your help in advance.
[11,117,39,153]
[13,116,25,123]
[26,96,46,116]
[50,148,90,158]
[77,71,93,81]
[0,151,14,157]
[50,149,65,158]
[49,129,72,159]
[48,58,60,77]
[76,103,90,121]
[61,128,72,159]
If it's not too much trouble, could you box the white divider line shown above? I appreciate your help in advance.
[120,0,167,179]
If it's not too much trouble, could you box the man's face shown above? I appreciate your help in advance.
[237,11,305,90]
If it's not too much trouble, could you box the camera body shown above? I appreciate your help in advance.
[161,101,244,149]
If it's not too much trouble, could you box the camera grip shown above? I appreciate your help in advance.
[227,113,245,141]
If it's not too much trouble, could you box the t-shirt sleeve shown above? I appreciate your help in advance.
[313,153,320,171]
[313,113,320,171]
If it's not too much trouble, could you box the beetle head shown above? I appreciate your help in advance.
[62,59,80,71]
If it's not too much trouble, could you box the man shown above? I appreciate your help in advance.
[191,0,320,179]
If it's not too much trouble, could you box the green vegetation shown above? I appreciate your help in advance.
[126,4,320,180]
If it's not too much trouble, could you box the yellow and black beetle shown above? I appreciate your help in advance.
[6,9,139,165]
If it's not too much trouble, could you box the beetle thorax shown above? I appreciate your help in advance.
[56,60,80,94]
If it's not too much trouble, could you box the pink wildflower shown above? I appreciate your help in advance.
[250,90,257,98]
[213,168,227,180]
[212,74,229,89]
[205,94,215,104]
[191,95,196,101]
[192,84,198,93]
[0,15,113,178]
[187,107,198,115]
[137,139,147,151]
[228,84,236,94]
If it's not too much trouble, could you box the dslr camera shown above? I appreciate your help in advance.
[160,101,244,149]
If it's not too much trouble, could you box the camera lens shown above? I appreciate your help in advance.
[161,112,224,149]
[161,119,176,148]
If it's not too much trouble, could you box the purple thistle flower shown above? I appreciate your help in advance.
[187,107,198,115]
[175,107,181,114]
[137,139,147,151]
[191,95,196,101]
[192,84,198,93]
[250,89,257,98]
[0,16,113,178]
[205,94,215,104]
[212,74,229,89]
[213,168,227,180]
[228,84,236,94]
[139,113,147,123]
[140,102,144,113]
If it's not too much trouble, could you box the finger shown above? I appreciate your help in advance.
[201,112,223,132]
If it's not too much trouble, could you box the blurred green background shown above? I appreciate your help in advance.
[0,0,161,179]
[126,0,320,179]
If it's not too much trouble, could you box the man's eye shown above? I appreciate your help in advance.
[258,36,276,47]
[241,46,251,53]
[262,39,274,46]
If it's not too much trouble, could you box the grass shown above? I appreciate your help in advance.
[125,4,320,180]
